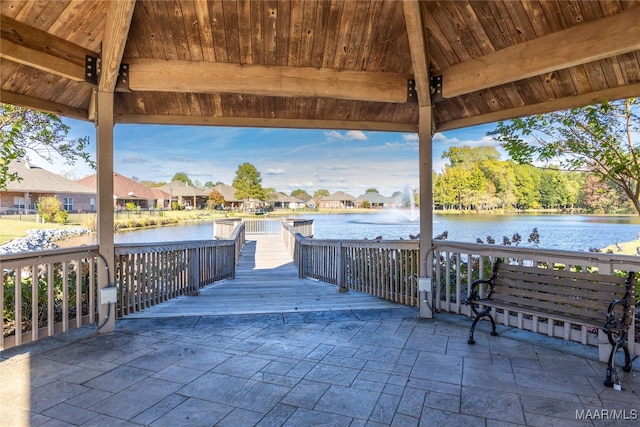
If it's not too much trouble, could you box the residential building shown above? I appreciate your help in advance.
[158,181,208,209]
[1,160,96,214]
[317,191,357,209]
[77,173,169,210]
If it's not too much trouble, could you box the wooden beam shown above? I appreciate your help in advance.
[99,0,136,93]
[403,0,431,107]
[126,59,413,104]
[438,7,640,99]
[435,83,640,132]
[0,90,88,120]
[114,113,418,133]
[0,15,94,82]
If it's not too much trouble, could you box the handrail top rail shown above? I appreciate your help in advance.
[433,240,640,268]
[0,244,100,262]
[115,239,234,254]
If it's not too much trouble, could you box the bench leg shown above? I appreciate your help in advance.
[604,331,632,388]
[468,308,496,345]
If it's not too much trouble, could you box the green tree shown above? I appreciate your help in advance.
[313,189,330,199]
[37,196,67,224]
[232,163,265,203]
[172,172,192,186]
[291,189,311,200]
[489,98,640,215]
[365,188,379,194]
[1,104,94,189]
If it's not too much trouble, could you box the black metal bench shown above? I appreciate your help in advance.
[465,259,636,387]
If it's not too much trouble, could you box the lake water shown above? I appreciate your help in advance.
[115,211,640,253]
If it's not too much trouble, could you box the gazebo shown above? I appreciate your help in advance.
[2,0,639,332]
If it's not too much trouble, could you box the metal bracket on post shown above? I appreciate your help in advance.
[115,63,130,92]
[407,79,418,104]
[85,55,101,86]
[430,75,443,103]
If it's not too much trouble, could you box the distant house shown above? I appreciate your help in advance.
[158,181,208,209]
[211,184,243,211]
[1,160,96,214]
[213,184,263,211]
[357,191,399,208]
[317,191,357,209]
[267,192,306,210]
[77,173,169,210]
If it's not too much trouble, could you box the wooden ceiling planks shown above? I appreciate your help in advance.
[1,0,639,132]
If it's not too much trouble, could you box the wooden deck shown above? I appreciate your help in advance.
[124,235,404,318]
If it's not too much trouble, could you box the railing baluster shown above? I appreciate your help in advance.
[62,261,69,332]
[75,257,82,329]
[31,263,38,342]
[47,262,54,337]
[15,267,22,346]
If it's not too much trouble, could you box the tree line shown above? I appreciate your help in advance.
[433,146,631,213]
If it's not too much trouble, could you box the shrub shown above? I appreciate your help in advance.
[37,196,63,223]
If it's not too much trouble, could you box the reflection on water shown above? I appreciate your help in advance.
[114,213,640,252]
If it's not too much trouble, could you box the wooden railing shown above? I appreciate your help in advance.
[1,246,100,351]
[283,223,420,306]
[243,218,284,235]
[114,240,236,317]
[214,218,242,239]
[431,241,640,355]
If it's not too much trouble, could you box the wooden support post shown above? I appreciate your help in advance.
[418,106,434,318]
[96,90,116,333]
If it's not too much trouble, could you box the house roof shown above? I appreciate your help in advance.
[158,181,208,197]
[1,1,638,133]
[77,172,168,200]
[321,191,357,202]
[3,160,95,194]
[212,184,240,203]
[357,192,395,204]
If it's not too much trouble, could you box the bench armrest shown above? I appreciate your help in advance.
[465,278,494,304]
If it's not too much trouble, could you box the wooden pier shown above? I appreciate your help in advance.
[123,235,405,318]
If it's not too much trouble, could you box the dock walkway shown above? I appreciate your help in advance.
[124,234,404,318]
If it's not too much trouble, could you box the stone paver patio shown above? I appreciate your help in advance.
[1,309,638,426]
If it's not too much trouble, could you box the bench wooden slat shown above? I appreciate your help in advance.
[492,283,613,313]
[494,275,624,302]
[485,293,604,323]
[478,300,603,328]
[499,268,628,294]
[501,264,629,284]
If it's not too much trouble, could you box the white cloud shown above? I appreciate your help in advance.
[324,130,368,141]
[403,133,419,142]
[383,141,418,150]
[345,130,368,140]
[265,168,286,175]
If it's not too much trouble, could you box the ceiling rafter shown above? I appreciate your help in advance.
[437,6,640,99]
[98,0,136,93]
[125,58,413,104]
[403,0,431,108]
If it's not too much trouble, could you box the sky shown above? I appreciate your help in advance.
[49,118,502,197]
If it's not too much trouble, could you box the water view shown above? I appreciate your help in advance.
[114,212,640,253]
